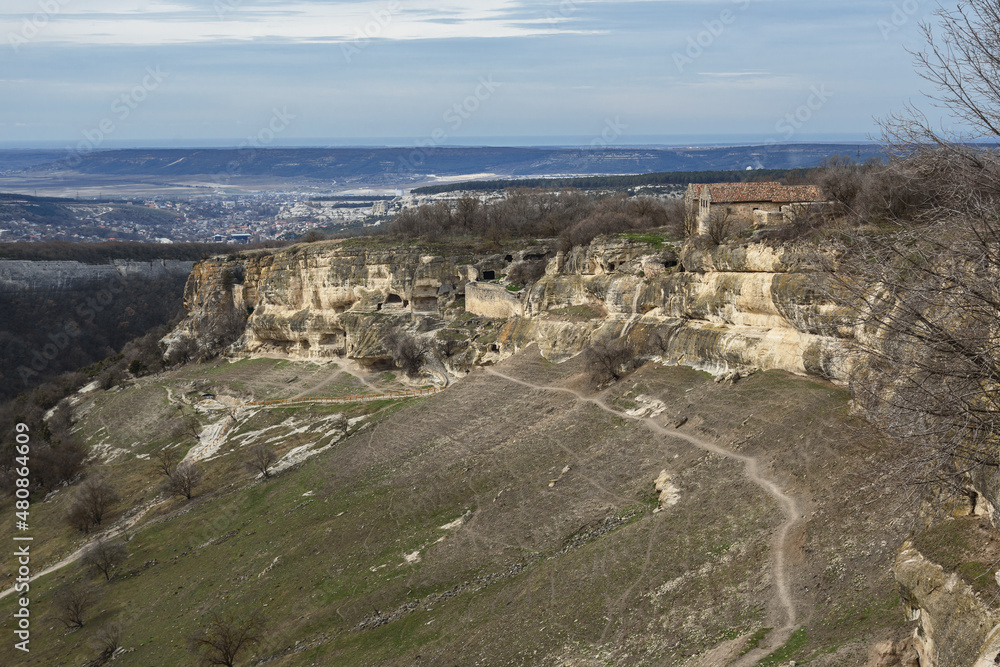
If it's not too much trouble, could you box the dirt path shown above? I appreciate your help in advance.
[292,359,377,399]
[0,498,166,601]
[483,367,803,663]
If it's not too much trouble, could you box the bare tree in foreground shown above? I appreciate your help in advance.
[832,0,1000,489]
[189,611,264,667]
[82,539,128,581]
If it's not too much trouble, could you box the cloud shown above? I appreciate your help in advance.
[0,0,607,46]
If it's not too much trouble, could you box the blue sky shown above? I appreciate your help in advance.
[0,0,954,147]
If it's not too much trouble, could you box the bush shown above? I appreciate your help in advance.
[387,188,677,248]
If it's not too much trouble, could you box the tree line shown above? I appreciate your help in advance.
[386,188,685,247]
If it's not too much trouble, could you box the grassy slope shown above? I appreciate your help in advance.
[0,352,915,666]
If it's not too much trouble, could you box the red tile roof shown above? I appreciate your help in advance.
[690,182,825,204]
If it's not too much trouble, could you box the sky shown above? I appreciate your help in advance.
[0,0,957,148]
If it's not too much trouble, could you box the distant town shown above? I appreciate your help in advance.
[0,190,492,244]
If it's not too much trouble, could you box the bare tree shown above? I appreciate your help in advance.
[53,582,97,628]
[67,478,119,533]
[165,335,199,366]
[163,461,202,500]
[384,327,427,377]
[171,405,202,441]
[189,611,264,667]
[584,339,637,386]
[706,208,733,245]
[506,260,547,287]
[911,1,1000,141]
[204,304,248,355]
[153,447,181,478]
[82,539,128,581]
[833,0,1000,490]
[245,444,277,479]
[91,621,123,665]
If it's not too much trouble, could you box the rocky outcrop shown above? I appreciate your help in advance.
[0,259,194,293]
[895,542,1000,667]
[167,237,855,382]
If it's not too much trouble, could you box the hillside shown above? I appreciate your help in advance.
[0,350,916,666]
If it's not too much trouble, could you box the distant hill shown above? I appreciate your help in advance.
[1,144,885,185]
[410,168,818,194]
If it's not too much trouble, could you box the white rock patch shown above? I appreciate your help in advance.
[654,469,680,511]
[625,395,667,419]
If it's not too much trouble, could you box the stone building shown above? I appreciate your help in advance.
[684,182,826,236]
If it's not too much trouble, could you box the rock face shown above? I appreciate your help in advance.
[0,259,194,293]
[167,237,855,381]
[895,542,1000,667]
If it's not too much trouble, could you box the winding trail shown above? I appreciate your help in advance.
[483,367,804,663]
[0,498,166,601]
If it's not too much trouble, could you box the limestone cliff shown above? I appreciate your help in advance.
[0,258,194,293]
[166,236,854,382]
[896,540,1000,667]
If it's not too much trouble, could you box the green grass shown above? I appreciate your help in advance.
[756,628,809,666]
[739,627,772,655]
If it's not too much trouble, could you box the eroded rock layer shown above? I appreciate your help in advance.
[167,237,854,381]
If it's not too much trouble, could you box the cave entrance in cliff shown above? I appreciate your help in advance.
[504,254,513,262]
[481,270,495,280]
